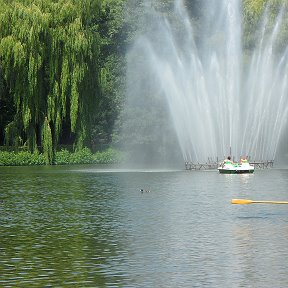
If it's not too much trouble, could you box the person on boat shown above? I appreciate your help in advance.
[221,156,233,167]
[224,156,233,164]
[240,156,248,164]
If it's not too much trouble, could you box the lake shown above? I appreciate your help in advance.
[0,165,288,287]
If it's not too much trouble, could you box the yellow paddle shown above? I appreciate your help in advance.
[231,199,288,205]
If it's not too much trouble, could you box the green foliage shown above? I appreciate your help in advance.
[54,148,92,165]
[0,151,45,166]
[42,117,54,164]
[90,0,126,147]
[243,0,288,52]
[0,0,102,154]
[243,0,267,19]
[69,147,93,164]
[93,147,124,164]
[54,149,71,165]
[54,147,123,165]
[0,0,129,155]
[4,119,23,147]
[0,147,123,166]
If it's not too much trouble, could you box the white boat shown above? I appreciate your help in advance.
[218,161,254,174]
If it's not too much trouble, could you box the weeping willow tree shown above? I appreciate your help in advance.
[0,0,101,163]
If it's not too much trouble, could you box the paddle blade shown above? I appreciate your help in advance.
[231,199,253,205]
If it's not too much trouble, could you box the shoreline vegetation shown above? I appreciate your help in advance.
[0,147,123,166]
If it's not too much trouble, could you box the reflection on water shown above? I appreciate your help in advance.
[0,166,288,287]
[232,220,288,287]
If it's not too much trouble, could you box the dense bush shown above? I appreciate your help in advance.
[54,148,94,165]
[0,148,123,166]
[54,149,71,165]
[0,151,46,166]
[70,148,94,164]
[55,147,124,165]
[93,148,124,164]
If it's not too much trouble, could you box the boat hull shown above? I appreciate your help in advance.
[218,162,255,174]
[218,168,254,174]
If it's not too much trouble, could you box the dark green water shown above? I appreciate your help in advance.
[1,165,288,287]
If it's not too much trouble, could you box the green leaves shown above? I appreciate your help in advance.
[243,0,288,51]
[42,117,53,164]
[0,147,123,166]
[243,0,267,18]
[0,0,102,159]
[0,150,46,166]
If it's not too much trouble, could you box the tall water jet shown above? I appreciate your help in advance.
[122,0,288,166]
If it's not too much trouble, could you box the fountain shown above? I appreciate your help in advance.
[122,0,288,166]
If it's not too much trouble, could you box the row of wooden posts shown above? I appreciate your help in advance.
[184,158,274,170]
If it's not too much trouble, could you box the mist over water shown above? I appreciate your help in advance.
[123,0,288,165]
